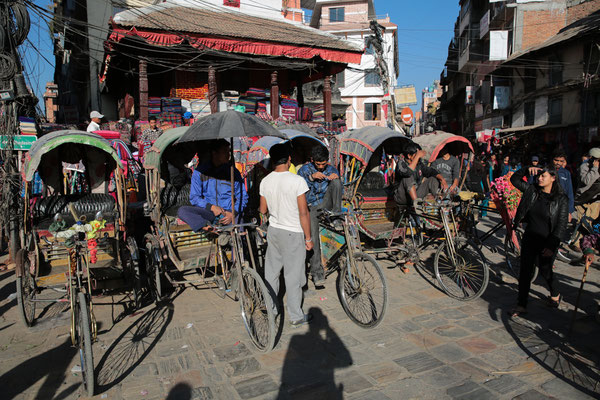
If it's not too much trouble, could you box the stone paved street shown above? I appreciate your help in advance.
[1,219,600,399]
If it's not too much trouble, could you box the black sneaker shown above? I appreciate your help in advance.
[290,313,313,327]
[313,275,326,287]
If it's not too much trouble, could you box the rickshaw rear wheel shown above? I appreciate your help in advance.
[239,264,275,352]
[504,232,538,282]
[434,237,489,301]
[16,249,36,327]
[77,292,95,396]
[144,235,162,303]
[338,252,388,328]
[126,237,142,309]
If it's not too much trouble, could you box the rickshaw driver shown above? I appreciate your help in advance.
[431,149,460,194]
[298,146,342,287]
[394,143,448,207]
[178,139,249,232]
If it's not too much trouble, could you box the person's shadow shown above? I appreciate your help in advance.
[278,307,352,400]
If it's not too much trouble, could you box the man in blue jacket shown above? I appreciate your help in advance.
[298,145,341,287]
[178,139,248,231]
[553,151,575,220]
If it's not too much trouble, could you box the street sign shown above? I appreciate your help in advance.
[0,135,37,151]
[400,107,414,125]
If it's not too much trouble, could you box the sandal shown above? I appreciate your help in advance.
[548,294,562,308]
[508,307,528,318]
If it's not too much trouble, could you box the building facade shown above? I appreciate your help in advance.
[308,0,399,129]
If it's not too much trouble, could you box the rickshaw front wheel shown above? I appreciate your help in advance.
[144,236,162,303]
[338,252,388,328]
[434,238,489,301]
[239,265,276,352]
[16,249,36,327]
[77,292,95,396]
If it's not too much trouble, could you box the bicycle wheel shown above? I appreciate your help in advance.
[144,236,162,303]
[239,265,275,352]
[16,249,36,327]
[434,237,489,301]
[77,292,95,396]
[126,237,142,309]
[338,252,388,328]
[504,232,538,282]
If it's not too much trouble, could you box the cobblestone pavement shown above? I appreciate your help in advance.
[1,218,600,399]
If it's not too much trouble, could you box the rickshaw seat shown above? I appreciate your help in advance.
[32,194,117,228]
[357,172,391,199]
[161,183,191,218]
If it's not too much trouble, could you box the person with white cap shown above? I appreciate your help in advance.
[87,111,103,133]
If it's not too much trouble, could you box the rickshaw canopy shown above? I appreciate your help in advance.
[24,130,123,182]
[247,129,326,165]
[339,126,412,164]
[412,131,474,163]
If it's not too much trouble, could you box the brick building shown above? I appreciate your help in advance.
[439,0,600,139]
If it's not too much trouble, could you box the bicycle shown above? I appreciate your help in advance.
[319,209,388,328]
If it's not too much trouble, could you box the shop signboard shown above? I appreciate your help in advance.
[0,135,37,151]
[490,31,508,61]
[480,10,490,39]
[493,86,510,109]
[466,86,475,105]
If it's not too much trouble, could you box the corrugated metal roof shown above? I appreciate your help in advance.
[113,3,362,53]
[506,10,600,62]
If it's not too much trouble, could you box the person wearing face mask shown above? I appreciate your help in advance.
[509,165,568,317]
[298,146,341,287]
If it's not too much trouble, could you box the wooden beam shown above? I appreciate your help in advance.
[208,66,218,114]
[271,71,279,119]
[139,60,148,121]
[324,75,332,123]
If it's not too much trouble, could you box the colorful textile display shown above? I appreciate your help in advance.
[160,112,183,127]
[148,97,162,115]
[19,117,36,135]
[246,88,269,97]
[161,97,182,114]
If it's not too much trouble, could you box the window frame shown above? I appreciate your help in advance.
[364,103,380,121]
[524,101,535,126]
[549,55,563,87]
[335,70,345,88]
[329,7,345,22]
[548,96,562,125]
[364,70,381,87]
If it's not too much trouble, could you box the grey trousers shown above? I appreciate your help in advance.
[264,226,307,322]
[308,179,342,278]
[394,176,440,206]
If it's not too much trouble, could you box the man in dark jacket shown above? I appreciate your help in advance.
[394,143,448,206]
[553,151,575,219]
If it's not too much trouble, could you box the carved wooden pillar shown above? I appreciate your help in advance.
[296,74,304,108]
[208,66,218,114]
[139,60,148,121]
[270,71,279,119]
[323,75,333,123]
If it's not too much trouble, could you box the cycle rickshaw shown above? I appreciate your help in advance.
[246,130,389,328]
[143,113,280,352]
[16,130,141,396]
[338,127,489,301]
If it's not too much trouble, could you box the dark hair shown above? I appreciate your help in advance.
[402,142,421,156]
[534,165,563,198]
[553,151,567,160]
[311,145,329,162]
[149,116,157,122]
[210,139,230,153]
[270,142,292,166]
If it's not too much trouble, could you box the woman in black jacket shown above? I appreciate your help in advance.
[509,165,569,317]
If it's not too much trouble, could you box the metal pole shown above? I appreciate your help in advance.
[230,138,236,222]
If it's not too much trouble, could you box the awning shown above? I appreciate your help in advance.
[498,124,544,134]
[106,27,363,65]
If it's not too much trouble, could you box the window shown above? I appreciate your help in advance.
[524,101,535,126]
[364,70,381,87]
[524,75,536,94]
[549,55,562,87]
[329,7,344,22]
[365,103,379,121]
[365,38,375,55]
[548,96,562,125]
[335,70,345,88]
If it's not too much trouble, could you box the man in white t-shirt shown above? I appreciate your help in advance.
[259,142,314,327]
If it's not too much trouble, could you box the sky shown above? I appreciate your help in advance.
[22,0,459,116]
